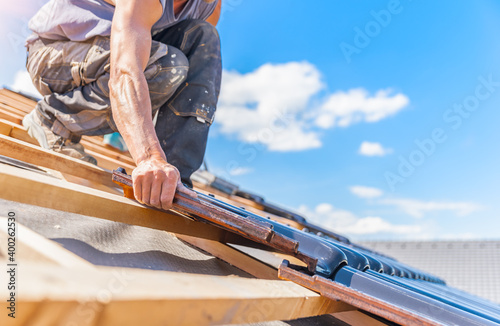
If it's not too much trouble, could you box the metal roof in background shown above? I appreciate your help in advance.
[360,240,500,305]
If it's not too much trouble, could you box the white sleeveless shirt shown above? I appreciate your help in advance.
[27,0,218,45]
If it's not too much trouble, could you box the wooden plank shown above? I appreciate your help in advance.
[0,97,134,163]
[0,116,137,165]
[0,162,229,242]
[82,134,133,158]
[333,310,392,326]
[0,95,35,113]
[0,118,40,145]
[0,119,12,136]
[0,134,118,189]
[0,95,132,159]
[0,107,23,124]
[59,172,124,195]
[0,97,35,114]
[84,148,136,171]
[177,234,280,280]
[0,92,38,118]
[78,140,135,166]
[0,262,351,326]
[0,102,29,117]
[10,127,38,145]
[0,217,94,269]
[0,88,37,109]
[0,120,136,172]
[0,90,108,147]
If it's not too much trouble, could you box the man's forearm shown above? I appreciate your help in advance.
[109,69,165,165]
[108,0,165,166]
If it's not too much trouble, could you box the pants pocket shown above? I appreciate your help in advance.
[34,78,54,97]
[40,65,74,95]
[167,82,216,125]
[27,39,96,95]
[81,36,111,85]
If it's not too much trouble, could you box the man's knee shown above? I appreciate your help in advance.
[158,47,189,88]
[147,47,189,99]
[163,46,189,70]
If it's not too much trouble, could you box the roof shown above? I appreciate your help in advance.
[360,240,500,305]
[1,87,499,325]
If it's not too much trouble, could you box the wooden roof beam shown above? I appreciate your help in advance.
[0,262,352,326]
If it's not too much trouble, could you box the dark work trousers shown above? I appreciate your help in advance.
[26,19,222,186]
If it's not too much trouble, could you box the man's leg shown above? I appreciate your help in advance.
[25,37,189,162]
[152,19,222,186]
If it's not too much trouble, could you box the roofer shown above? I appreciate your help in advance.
[23,0,222,210]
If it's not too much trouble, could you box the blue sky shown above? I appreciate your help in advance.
[1,0,500,240]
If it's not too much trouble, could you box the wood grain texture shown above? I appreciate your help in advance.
[0,262,350,326]
[0,162,228,242]
[0,119,136,172]
[0,134,118,189]
[0,94,136,168]
[0,107,23,124]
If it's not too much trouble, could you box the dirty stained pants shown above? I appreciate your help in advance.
[26,19,222,186]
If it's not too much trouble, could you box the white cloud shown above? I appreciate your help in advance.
[378,198,482,218]
[217,62,323,152]
[216,62,409,152]
[298,203,421,236]
[229,166,253,176]
[10,70,41,98]
[315,88,409,129]
[337,216,421,235]
[350,185,384,199]
[358,141,393,156]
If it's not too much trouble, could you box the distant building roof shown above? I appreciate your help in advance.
[360,240,500,305]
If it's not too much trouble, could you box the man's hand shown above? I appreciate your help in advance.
[132,158,197,210]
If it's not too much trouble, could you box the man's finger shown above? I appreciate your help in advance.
[177,181,198,198]
[141,173,154,205]
[133,175,143,203]
[160,179,176,210]
[150,176,163,208]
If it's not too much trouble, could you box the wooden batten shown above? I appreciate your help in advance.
[0,134,118,189]
[0,107,23,124]
[0,119,136,172]
[0,88,38,110]
[0,97,135,166]
[0,163,232,242]
[0,262,350,326]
